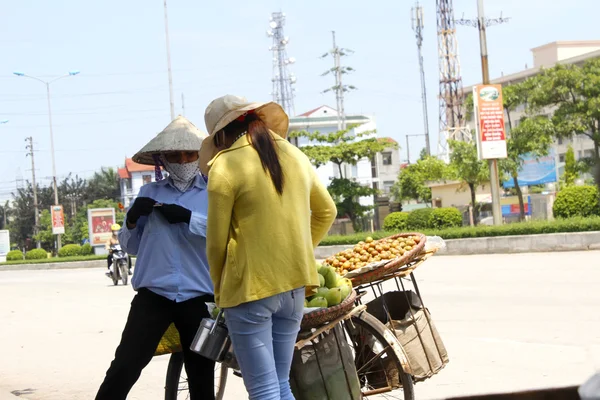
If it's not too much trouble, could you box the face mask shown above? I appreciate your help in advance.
[161,156,199,192]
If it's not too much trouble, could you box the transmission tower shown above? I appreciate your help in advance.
[436,0,471,161]
[321,31,356,131]
[411,2,431,156]
[267,12,297,116]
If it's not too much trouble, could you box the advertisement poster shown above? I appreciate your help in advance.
[51,205,65,235]
[87,208,116,247]
[0,230,10,256]
[503,149,557,188]
[474,84,508,160]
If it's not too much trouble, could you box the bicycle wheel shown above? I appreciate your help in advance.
[343,311,414,400]
[164,352,228,400]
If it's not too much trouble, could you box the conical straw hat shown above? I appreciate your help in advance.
[133,116,208,165]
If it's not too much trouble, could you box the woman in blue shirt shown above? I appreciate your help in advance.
[96,116,215,400]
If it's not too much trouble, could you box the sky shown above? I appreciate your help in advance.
[1,0,599,201]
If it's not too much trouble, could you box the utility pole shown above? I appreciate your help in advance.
[163,0,175,120]
[322,31,355,131]
[25,137,41,249]
[412,2,431,156]
[406,134,426,164]
[181,93,186,117]
[456,1,509,226]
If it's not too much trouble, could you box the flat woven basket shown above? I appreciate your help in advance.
[154,323,182,356]
[301,289,357,330]
[349,233,427,287]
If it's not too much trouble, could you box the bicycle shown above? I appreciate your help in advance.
[164,305,415,400]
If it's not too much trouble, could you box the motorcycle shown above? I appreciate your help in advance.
[109,244,129,286]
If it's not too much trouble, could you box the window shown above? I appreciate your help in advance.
[559,154,565,163]
[142,174,152,185]
[383,181,394,194]
[125,179,132,190]
[558,137,563,145]
[351,165,358,178]
[584,149,594,158]
[382,152,392,166]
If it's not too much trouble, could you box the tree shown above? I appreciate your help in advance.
[532,59,600,187]
[448,140,489,224]
[391,156,450,203]
[84,167,120,203]
[8,184,54,249]
[0,201,10,230]
[289,127,396,231]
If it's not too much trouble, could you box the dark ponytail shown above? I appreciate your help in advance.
[223,113,284,195]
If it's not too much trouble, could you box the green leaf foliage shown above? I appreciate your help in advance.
[25,248,48,260]
[429,207,463,229]
[406,208,433,230]
[553,185,600,218]
[382,212,409,231]
[6,250,24,261]
[58,244,83,258]
[319,217,600,246]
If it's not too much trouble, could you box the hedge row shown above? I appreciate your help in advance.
[384,208,463,231]
[1,255,111,266]
[320,216,600,246]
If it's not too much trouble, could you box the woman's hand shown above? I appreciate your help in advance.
[127,197,157,227]
[156,204,192,224]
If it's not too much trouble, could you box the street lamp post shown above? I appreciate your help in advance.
[13,70,80,250]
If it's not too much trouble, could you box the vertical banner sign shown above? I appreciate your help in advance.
[88,208,116,247]
[51,205,65,235]
[474,84,508,160]
[0,230,10,258]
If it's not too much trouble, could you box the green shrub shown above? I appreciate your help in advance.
[406,208,433,230]
[383,212,410,231]
[553,185,600,218]
[319,216,600,246]
[58,244,82,258]
[6,250,24,261]
[81,243,93,256]
[429,207,463,229]
[25,249,48,260]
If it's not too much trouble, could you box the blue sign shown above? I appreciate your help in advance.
[503,149,557,188]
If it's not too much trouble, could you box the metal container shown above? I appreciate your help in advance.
[190,310,231,362]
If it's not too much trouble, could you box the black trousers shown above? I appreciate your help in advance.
[95,288,216,400]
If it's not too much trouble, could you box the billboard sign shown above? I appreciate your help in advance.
[501,196,532,217]
[503,149,557,188]
[0,230,10,256]
[474,84,508,160]
[51,205,65,234]
[87,208,116,247]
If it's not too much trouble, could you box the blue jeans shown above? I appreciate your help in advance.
[225,287,304,400]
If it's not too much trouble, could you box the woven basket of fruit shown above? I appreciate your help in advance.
[301,289,357,330]
[301,263,357,330]
[322,233,427,287]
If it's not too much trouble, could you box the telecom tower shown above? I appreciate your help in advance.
[411,2,431,156]
[436,0,471,160]
[267,12,297,116]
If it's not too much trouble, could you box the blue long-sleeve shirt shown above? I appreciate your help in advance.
[119,175,214,302]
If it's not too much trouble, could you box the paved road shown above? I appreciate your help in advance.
[1,251,599,399]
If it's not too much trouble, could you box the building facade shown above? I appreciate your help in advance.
[289,106,401,205]
[117,159,158,208]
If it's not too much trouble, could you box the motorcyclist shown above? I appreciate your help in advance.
[105,224,131,277]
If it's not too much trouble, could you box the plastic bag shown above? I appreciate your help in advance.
[425,236,446,253]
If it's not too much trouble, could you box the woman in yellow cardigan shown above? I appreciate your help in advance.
[199,95,337,399]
